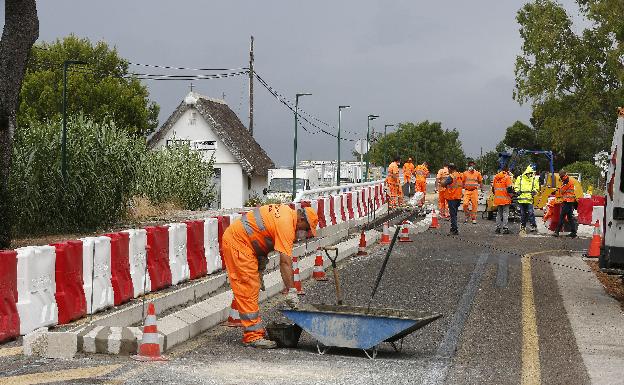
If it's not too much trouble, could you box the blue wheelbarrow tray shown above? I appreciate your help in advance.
[281,304,442,354]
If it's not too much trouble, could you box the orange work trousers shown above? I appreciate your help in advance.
[438,190,448,217]
[415,179,426,193]
[388,182,402,208]
[463,189,479,220]
[221,236,265,343]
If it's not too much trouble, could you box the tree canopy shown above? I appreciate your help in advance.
[19,35,159,136]
[367,121,466,171]
[514,0,624,164]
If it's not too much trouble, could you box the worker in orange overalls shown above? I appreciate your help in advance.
[492,165,513,234]
[414,161,429,206]
[402,158,415,196]
[386,156,402,208]
[221,204,319,348]
[462,160,483,224]
[436,164,450,218]
[441,163,463,235]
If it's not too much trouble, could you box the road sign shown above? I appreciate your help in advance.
[354,139,369,155]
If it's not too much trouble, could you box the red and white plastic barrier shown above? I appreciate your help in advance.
[204,218,222,274]
[80,237,114,314]
[15,246,58,334]
[124,229,151,298]
[168,223,190,286]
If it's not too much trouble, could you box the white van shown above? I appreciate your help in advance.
[602,109,624,269]
[264,168,320,203]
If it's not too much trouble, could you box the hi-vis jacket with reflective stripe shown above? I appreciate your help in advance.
[513,166,539,204]
[444,172,463,200]
[558,180,577,203]
[462,170,483,191]
[492,171,512,205]
[415,164,429,180]
[227,204,297,259]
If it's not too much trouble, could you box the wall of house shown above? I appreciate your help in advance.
[152,107,245,209]
[248,175,268,203]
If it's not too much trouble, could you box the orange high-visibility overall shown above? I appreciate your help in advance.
[436,167,449,217]
[492,172,512,206]
[414,164,429,194]
[462,170,483,220]
[222,204,297,343]
[402,161,415,184]
[386,161,402,208]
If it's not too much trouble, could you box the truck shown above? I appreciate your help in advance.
[263,168,320,203]
[601,108,624,272]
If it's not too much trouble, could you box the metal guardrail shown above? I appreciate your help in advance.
[293,180,385,203]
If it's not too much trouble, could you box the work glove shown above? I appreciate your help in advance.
[285,288,300,309]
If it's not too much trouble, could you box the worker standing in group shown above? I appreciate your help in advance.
[514,165,539,234]
[462,160,483,224]
[441,163,463,235]
[553,170,578,238]
[436,164,450,218]
[386,156,402,208]
[414,161,429,205]
[492,166,513,234]
[402,157,415,197]
[221,204,319,348]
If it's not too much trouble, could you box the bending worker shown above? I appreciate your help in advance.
[386,156,402,208]
[514,165,539,234]
[553,170,578,238]
[222,204,319,348]
[462,160,483,224]
[403,157,415,196]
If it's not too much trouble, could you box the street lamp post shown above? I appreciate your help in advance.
[293,93,312,200]
[62,60,87,184]
[337,105,351,186]
[365,114,379,181]
[384,124,394,174]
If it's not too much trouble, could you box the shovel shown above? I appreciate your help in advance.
[322,246,343,305]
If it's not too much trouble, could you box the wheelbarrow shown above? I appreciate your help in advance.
[281,226,442,359]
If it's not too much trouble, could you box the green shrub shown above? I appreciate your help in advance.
[10,116,144,234]
[10,116,215,235]
[135,144,215,210]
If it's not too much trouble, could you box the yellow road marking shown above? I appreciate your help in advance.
[521,250,567,385]
[0,347,22,357]
[521,254,540,385]
[0,364,122,385]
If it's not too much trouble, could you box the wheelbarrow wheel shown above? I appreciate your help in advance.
[363,346,378,360]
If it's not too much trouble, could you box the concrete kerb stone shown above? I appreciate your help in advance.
[38,204,391,357]
[23,328,77,359]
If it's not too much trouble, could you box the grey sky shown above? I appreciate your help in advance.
[4,0,583,165]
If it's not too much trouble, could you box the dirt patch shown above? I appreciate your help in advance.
[586,260,624,309]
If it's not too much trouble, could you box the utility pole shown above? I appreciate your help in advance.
[293,93,312,200]
[365,114,379,181]
[248,36,254,136]
[337,105,351,186]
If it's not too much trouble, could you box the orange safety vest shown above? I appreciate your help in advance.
[403,162,415,176]
[462,170,482,191]
[387,162,400,185]
[239,205,295,258]
[492,172,512,205]
[437,167,449,192]
[444,172,463,200]
[559,181,576,203]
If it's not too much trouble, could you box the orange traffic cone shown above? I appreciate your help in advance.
[430,210,440,229]
[226,299,242,327]
[380,222,391,245]
[312,248,328,281]
[133,303,167,361]
[587,220,602,258]
[357,230,367,256]
[293,255,305,295]
[399,221,412,242]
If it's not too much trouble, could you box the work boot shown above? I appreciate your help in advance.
[567,233,577,238]
[530,225,537,233]
[519,226,526,236]
[495,227,501,234]
[472,219,477,225]
[244,338,277,349]
[502,227,510,234]
[464,218,468,223]
[553,231,560,237]
[449,229,459,236]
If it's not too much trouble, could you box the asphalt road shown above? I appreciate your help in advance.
[0,213,599,385]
